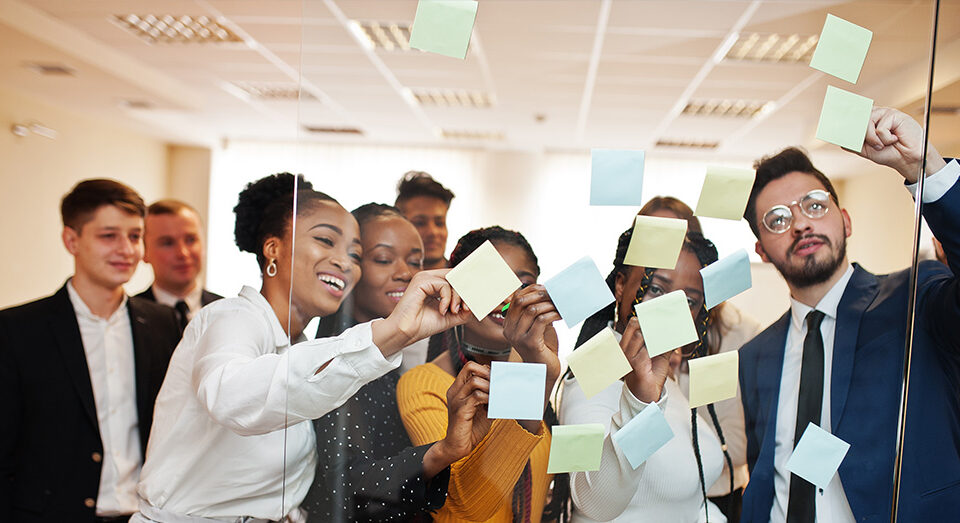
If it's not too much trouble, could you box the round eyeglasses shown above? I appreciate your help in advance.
[762,189,831,234]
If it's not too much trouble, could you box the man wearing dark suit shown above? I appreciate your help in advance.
[0,180,182,522]
[136,199,221,328]
[738,107,960,522]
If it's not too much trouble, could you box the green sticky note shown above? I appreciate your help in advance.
[695,166,756,221]
[546,423,605,474]
[633,290,699,358]
[624,215,688,269]
[816,86,873,151]
[445,240,521,321]
[408,0,479,59]
[809,14,873,84]
[687,351,739,408]
[566,328,633,399]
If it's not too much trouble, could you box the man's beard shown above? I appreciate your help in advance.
[773,232,847,289]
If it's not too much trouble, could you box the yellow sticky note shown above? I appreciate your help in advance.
[809,14,873,84]
[624,215,688,269]
[633,290,699,358]
[566,328,633,399]
[445,240,522,321]
[695,166,756,221]
[546,423,605,474]
[687,351,739,408]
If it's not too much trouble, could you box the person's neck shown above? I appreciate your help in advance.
[260,282,306,338]
[71,273,125,319]
[789,259,850,308]
[155,279,197,299]
[423,257,447,270]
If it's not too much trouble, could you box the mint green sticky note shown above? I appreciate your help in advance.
[408,0,479,59]
[786,422,850,489]
[816,86,873,151]
[633,290,699,358]
[695,166,756,221]
[546,423,605,473]
[611,403,674,469]
[809,14,873,84]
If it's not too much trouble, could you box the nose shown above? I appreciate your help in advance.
[177,241,190,259]
[789,202,813,236]
[329,247,353,273]
[393,261,413,282]
[120,235,138,256]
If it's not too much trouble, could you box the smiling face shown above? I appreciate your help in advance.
[63,204,144,291]
[352,216,424,323]
[143,208,204,296]
[614,248,705,334]
[462,241,539,351]
[400,195,449,267]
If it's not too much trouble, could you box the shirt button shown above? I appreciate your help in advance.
[91,452,102,463]
[84,497,96,508]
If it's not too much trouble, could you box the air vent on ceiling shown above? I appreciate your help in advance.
[112,14,243,44]
[232,82,315,101]
[350,21,412,51]
[683,99,772,118]
[23,62,76,76]
[932,106,960,115]
[441,129,504,141]
[655,139,719,150]
[302,126,364,135]
[118,99,155,110]
[724,33,818,63]
[413,89,492,108]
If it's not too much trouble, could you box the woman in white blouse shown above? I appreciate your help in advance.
[133,174,472,522]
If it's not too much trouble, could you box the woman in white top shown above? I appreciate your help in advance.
[560,229,729,523]
[134,174,473,522]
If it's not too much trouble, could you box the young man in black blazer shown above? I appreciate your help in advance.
[0,179,182,522]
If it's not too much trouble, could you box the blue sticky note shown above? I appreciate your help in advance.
[611,403,674,469]
[487,361,546,420]
[544,256,615,328]
[700,249,753,309]
[786,423,850,489]
[590,149,645,206]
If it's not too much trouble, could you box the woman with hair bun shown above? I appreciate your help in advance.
[133,174,473,522]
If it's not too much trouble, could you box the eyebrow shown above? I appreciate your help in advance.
[516,270,537,280]
[310,223,342,235]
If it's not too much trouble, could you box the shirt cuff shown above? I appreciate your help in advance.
[618,382,669,421]
[906,158,960,203]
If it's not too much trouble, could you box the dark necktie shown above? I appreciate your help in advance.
[787,309,826,523]
[174,300,190,331]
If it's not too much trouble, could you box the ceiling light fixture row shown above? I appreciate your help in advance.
[350,21,413,52]
[683,99,774,118]
[655,139,719,150]
[724,33,819,63]
[412,89,492,108]
[112,14,243,44]
[232,82,316,101]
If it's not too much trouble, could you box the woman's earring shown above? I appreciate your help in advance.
[265,259,278,277]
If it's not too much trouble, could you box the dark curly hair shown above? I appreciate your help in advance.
[448,226,539,274]
[394,171,455,210]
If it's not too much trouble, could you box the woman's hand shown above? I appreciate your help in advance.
[424,362,492,477]
[620,317,673,404]
[501,284,562,380]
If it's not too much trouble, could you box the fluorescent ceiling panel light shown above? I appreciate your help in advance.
[112,14,243,44]
[412,89,492,108]
[352,21,412,51]
[682,99,773,118]
[232,81,316,101]
[724,33,818,63]
[655,139,719,150]
[441,129,504,141]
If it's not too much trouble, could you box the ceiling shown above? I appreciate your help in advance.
[1,0,958,165]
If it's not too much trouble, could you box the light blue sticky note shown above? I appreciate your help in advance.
[590,149,645,206]
[700,249,753,309]
[544,256,615,328]
[809,14,873,84]
[816,85,873,151]
[408,0,479,59]
[611,403,674,469]
[786,423,851,489]
[487,361,546,420]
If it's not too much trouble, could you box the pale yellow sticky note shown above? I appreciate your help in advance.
[624,215,688,269]
[695,166,756,221]
[566,328,633,399]
[445,240,522,321]
[633,290,699,358]
[687,351,739,408]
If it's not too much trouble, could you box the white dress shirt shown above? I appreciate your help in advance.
[151,284,203,320]
[67,281,142,516]
[136,286,401,521]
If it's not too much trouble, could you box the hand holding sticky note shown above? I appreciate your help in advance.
[695,166,756,221]
[701,249,752,309]
[546,423,605,474]
[634,290,699,358]
[786,423,850,489]
[612,403,674,469]
[816,85,873,151]
[487,361,546,420]
[590,149,645,206]
[566,328,633,399]
[624,215,688,269]
[445,240,522,321]
[809,14,873,84]
[408,0,479,59]
[687,351,739,408]
[544,256,615,328]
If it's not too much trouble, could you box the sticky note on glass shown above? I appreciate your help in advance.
[590,149,645,206]
[810,14,873,84]
[487,361,546,420]
[611,403,674,469]
[544,256,615,328]
[786,423,851,489]
[634,290,699,358]
[408,0,479,59]
[701,249,752,309]
[695,166,756,221]
[546,423,605,473]
[566,328,632,399]
[446,240,522,321]
[624,215,688,269]
[688,351,739,408]
[816,86,873,151]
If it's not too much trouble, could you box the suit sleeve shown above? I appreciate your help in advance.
[0,314,18,518]
[919,160,960,351]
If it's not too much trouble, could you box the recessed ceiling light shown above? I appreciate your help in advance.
[23,62,76,76]
[683,99,773,118]
[724,33,818,63]
[232,82,316,101]
[655,139,719,150]
[412,89,492,108]
[350,21,412,51]
[441,129,504,141]
[302,126,364,135]
[112,14,243,44]
[118,99,155,110]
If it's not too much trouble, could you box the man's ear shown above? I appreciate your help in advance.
[62,227,79,255]
[841,208,852,238]
[755,240,770,263]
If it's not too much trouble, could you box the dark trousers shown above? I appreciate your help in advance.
[709,487,743,523]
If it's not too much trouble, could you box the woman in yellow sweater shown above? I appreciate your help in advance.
[397,227,564,523]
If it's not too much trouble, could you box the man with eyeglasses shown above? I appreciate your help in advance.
[737,106,960,523]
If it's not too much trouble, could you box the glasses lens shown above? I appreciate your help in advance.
[763,206,792,233]
[801,190,830,218]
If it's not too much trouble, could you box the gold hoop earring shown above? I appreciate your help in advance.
[265,259,278,277]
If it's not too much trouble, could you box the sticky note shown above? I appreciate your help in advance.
[408,0,479,59]
[634,290,699,358]
[544,256,615,328]
[688,351,739,408]
[566,328,633,399]
[694,166,756,221]
[611,403,674,469]
[445,240,522,321]
[546,423,605,473]
[487,361,546,420]
[809,14,873,84]
[816,86,873,151]
[624,215,688,269]
[701,249,753,309]
[590,149,645,206]
[786,423,851,489]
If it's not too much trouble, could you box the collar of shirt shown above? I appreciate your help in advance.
[66,279,129,323]
[238,285,298,349]
[788,264,855,330]
[151,283,203,315]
